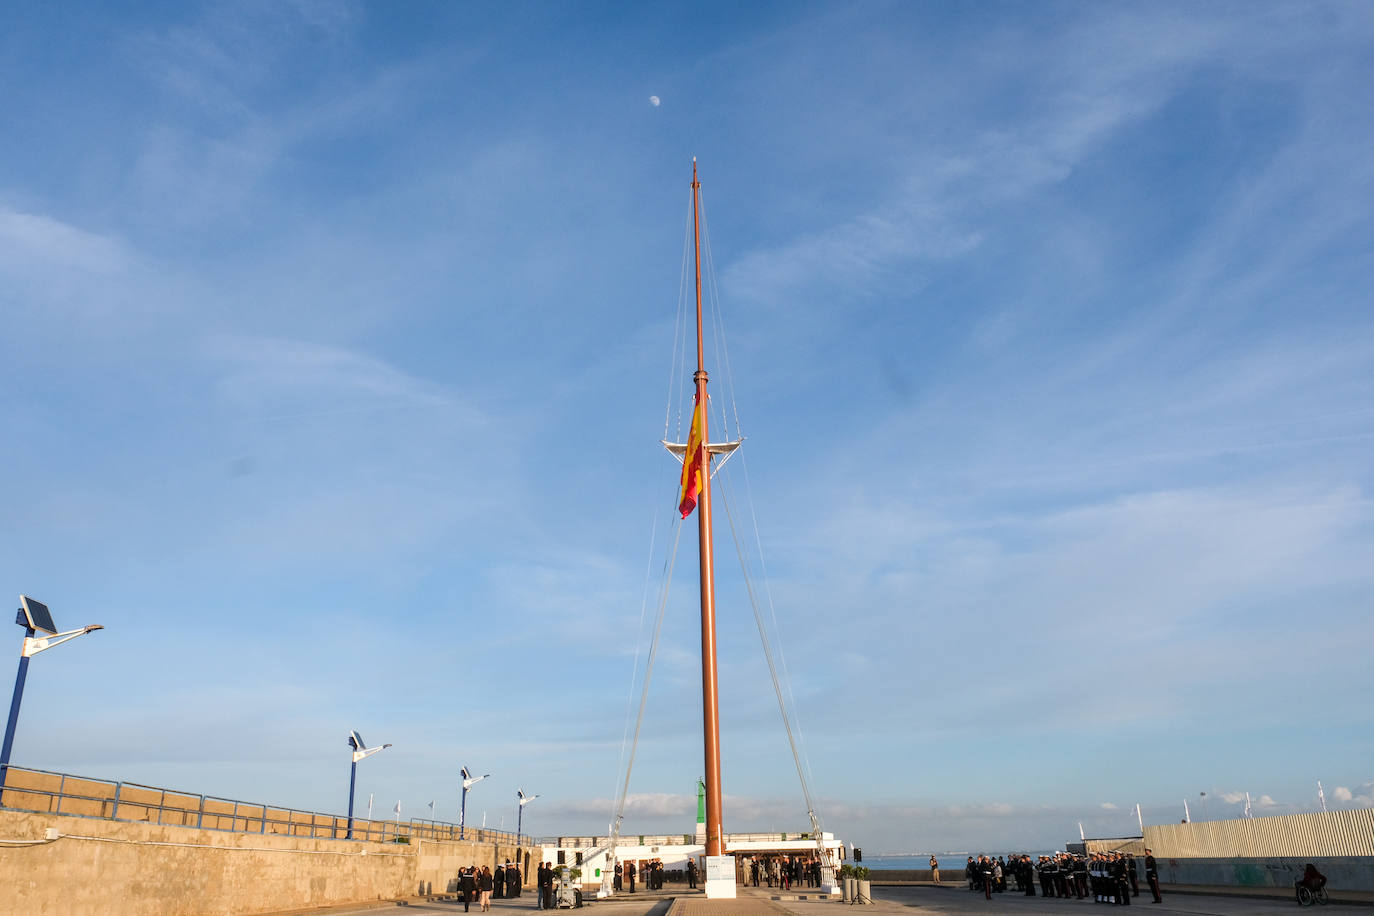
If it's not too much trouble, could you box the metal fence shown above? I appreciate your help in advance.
[0,764,528,846]
[1145,808,1374,859]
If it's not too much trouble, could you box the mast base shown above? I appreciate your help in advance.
[703,855,737,899]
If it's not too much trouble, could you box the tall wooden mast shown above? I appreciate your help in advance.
[691,158,725,858]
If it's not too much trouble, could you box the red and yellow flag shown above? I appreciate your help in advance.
[678,393,705,518]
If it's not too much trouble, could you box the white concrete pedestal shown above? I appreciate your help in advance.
[704,855,737,899]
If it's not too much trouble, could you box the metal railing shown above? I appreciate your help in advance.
[0,765,528,846]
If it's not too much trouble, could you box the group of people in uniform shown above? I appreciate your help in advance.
[964,849,1163,904]
[611,858,668,892]
[457,860,522,912]
[743,855,825,889]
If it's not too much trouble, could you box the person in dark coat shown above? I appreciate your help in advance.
[460,866,477,913]
[687,858,698,889]
[540,862,555,910]
[614,862,622,892]
[627,861,636,893]
[495,863,506,900]
[1127,853,1140,897]
[508,862,521,898]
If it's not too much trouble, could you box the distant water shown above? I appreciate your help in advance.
[867,853,1060,872]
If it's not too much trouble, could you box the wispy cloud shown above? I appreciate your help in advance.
[0,206,130,273]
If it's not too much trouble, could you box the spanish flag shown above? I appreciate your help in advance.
[678,393,705,518]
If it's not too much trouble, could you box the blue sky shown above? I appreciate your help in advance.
[2,1,1372,853]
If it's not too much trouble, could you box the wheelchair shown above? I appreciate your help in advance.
[1296,880,1329,906]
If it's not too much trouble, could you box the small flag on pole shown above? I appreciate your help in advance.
[1244,793,1253,819]
[394,801,401,817]
[678,393,705,517]
[1318,781,1328,813]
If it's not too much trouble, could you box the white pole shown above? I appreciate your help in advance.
[1183,799,1191,823]
[368,793,374,822]
[1318,781,1328,813]
[1245,793,1253,819]
[1079,822,1086,841]
[1136,804,1144,833]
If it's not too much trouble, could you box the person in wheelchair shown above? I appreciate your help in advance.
[1296,863,1327,893]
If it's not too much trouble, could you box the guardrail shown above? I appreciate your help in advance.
[0,764,528,846]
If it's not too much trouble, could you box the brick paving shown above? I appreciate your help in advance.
[667,888,790,916]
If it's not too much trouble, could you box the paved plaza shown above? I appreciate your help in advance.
[272,882,1357,916]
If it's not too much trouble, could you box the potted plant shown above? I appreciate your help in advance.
[855,866,871,904]
[838,864,855,902]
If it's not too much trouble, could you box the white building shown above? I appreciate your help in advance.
[539,829,845,890]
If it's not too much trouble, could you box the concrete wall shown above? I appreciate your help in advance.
[1156,856,1374,892]
[1142,809,1374,892]
[868,869,939,883]
[0,808,536,916]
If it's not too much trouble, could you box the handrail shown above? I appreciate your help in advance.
[0,765,530,846]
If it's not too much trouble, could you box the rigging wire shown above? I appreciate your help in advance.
[608,520,685,860]
[700,183,828,865]
[664,186,695,443]
[613,171,833,888]
[698,189,745,441]
[613,507,661,804]
[738,451,819,794]
[608,186,698,889]
[714,465,821,825]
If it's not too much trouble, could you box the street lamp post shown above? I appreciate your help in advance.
[460,766,489,840]
[346,731,392,840]
[1,596,103,802]
[517,789,539,846]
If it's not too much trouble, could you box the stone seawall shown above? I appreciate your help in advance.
[874,858,1374,893]
[1158,855,1374,893]
[0,808,535,916]
[867,869,940,884]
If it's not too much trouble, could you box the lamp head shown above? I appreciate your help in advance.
[84,624,104,634]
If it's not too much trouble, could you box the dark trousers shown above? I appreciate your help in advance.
[1118,879,1132,905]
[1130,872,1139,896]
[1148,875,1162,903]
